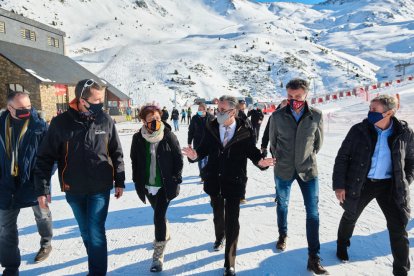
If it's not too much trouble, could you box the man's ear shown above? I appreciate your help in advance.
[7,104,13,114]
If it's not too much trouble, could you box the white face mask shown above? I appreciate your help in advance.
[217,112,230,125]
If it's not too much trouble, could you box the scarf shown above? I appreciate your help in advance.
[5,114,30,177]
[141,123,165,194]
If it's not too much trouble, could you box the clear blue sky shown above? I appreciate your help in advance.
[255,0,322,4]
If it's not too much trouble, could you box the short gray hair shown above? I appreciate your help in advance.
[371,94,398,113]
[7,91,30,103]
[219,95,237,109]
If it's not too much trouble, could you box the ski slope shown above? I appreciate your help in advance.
[5,83,414,276]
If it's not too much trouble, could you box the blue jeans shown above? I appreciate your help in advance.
[275,174,320,256]
[66,191,110,276]
[173,120,179,131]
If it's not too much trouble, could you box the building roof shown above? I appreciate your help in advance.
[0,40,130,100]
[0,8,66,37]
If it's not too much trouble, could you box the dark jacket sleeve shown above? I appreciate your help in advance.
[130,133,146,203]
[332,126,356,190]
[405,127,414,185]
[259,110,264,121]
[168,132,183,184]
[188,116,195,145]
[34,118,60,196]
[246,127,267,170]
[108,120,125,188]
[247,110,252,118]
[261,119,270,149]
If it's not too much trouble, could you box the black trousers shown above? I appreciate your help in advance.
[252,124,261,144]
[337,179,410,276]
[210,195,241,269]
[147,188,170,242]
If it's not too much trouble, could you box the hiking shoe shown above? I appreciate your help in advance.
[307,255,329,275]
[34,246,52,263]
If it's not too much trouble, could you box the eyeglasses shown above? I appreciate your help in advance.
[79,79,95,99]
[217,108,234,115]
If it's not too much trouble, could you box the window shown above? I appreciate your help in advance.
[21,28,36,41]
[0,21,5,33]
[8,84,29,93]
[47,36,59,48]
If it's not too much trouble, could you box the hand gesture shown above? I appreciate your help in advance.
[115,187,124,199]
[335,189,346,204]
[38,195,51,209]
[182,147,198,160]
[258,157,276,168]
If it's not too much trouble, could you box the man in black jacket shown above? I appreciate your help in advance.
[333,94,414,276]
[188,103,214,180]
[247,105,264,143]
[0,91,49,275]
[171,107,180,131]
[35,79,125,276]
[183,95,274,276]
[161,106,169,122]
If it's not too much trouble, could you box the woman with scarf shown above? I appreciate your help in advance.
[130,105,183,272]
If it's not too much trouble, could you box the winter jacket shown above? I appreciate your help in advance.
[192,118,265,198]
[34,100,125,196]
[247,109,264,126]
[188,113,214,149]
[161,110,169,121]
[131,123,183,203]
[269,104,323,182]
[238,110,248,121]
[332,118,414,221]
[0,109,48,209]
[171,109,179,121]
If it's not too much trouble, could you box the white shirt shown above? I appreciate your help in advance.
[219,120,237,144]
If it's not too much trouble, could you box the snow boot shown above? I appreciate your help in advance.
[150,240,168,272]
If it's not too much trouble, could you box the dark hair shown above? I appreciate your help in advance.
[286,78,309,92]
[75,79,103,100]
[7,91,30,103]
[139,104,162,120]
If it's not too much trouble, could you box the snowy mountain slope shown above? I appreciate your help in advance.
[0,0,411,107]
[268,0,414,80]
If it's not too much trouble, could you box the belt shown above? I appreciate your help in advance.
[367,178,392,183]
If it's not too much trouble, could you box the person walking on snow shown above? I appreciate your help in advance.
[333,94,414,276]
[269,78,327,274]
[35,79,125,276]
[182,95,275,276]
[131,104,183,272]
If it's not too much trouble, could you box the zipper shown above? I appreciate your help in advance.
[61,141,69,192]
[156,140,168,201]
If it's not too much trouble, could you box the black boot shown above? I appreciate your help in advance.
[307,255,329,275]
[336,240,350,262]
[224,267,236,276]
[213,238,225,251]
[276,234,287,251]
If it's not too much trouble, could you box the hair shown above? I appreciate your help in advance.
[75,79,103,100]
[139,104,162,120]
[219,95,237,109]
[286,78,310,92]
[198,103,207,110]
[7,91,30,104]
[371,94,398,113]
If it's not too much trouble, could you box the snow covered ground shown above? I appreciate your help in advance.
[3,83,413,276]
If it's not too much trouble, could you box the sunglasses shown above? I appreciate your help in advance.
[79,79,95,99]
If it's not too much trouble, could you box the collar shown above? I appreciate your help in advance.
[375,119,393,134]
[220,120,237,131]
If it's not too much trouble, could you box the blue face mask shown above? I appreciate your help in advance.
[197,111,204,116]
[367,111,384,125]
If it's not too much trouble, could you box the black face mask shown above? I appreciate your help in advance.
[86,101,103,115]
[15,108,31,120]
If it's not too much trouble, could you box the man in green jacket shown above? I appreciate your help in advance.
[269,78,327,274]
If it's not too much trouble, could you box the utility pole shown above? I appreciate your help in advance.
[395,60,414,79]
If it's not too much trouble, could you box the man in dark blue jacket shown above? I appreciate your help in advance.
[0,91,49,275]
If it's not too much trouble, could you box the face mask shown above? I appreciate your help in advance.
[217,112,231,125]
[146,120,161,132]
[367,111,385,125]
[253,107,257,110]
[86,101,103,115]
[15,108,31,119]
[289,99,305,110]
[197,111,204,116]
